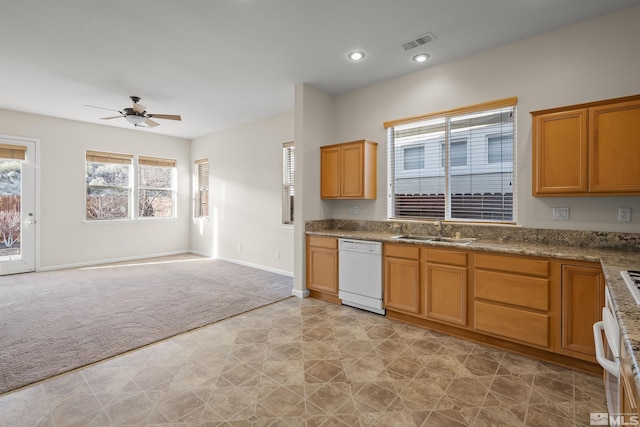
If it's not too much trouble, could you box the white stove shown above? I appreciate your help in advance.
[621,270,640,305]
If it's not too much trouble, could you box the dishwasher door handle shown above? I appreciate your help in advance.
[593,320,620,377]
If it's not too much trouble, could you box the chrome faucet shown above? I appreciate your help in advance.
[434,219,443,238]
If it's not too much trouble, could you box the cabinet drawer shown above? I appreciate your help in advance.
[426,249,467,266]
[384,243,420,260]
[475,301,549,348]
[475,270,550,311]
[308,236,338,249]
[475,253,549,277]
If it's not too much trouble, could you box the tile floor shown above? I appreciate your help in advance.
[0,296,607,426]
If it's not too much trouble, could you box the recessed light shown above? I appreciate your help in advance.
[348,51,365,61]
[412,53,430,63]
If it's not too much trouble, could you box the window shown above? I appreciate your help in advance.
[403,145,424,170]
[441,139,468,167]
[138,156,176,218]
[86,151,133,220]
[0,144,26,253]
[487,134,513,164]
[386,97,516,222]
[282,142,294,224]
[194,159,209,218]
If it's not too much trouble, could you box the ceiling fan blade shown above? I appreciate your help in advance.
[132,103,146,114]
[101,115,124,120]
[85,104,122,113]
[147,114,181,121]
[144,118,160,127]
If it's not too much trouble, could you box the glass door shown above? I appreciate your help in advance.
[0,137,36,275]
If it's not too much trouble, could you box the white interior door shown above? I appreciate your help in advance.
[0,137,36,275]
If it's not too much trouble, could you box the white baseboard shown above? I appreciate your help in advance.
[291,288,310,298]
[37,250,191,272]
[189,249,213,258]
[215,256,293,277]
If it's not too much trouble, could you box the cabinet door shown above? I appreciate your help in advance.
[320,146,341,198]
[589,100,640,193]
[425,263,467,326]
[561,264,604,358]
[307,246,338,295]
[340,143,364,198]
[384,256,421,314]
[532,109,588,195]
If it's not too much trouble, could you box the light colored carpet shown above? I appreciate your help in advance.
[0,254,293,395]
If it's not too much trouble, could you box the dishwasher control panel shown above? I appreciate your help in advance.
[339,239,382,254]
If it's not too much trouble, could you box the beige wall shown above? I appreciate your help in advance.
[190,111,294,275]
[325,6,640,232]
[0,109,191,269]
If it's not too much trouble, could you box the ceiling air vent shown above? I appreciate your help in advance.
[401,32,436,51]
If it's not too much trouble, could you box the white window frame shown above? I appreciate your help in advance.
[282,142,294,225]
[385,97,517,223]
[194,159,209,219]
[85,151,134,221]
[138,157,177,220]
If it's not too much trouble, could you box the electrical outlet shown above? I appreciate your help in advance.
[353,206,359,215]
[619,207,632,222]
[552,207,569,220]
[238,244,242,252]
[275,251,280,259]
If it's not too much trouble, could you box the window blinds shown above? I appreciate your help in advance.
[195,159,209,217]
[0,144,26,160]
[386,97,516,222]
[282,142,294,224]
[85,150,133,165]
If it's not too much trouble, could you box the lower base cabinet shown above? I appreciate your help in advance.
[383,244,421,314]
[560,264,604,361]
[306,236,340,303]
[425,249,468,326]
[381,243,604,373]
[383,244,468,327]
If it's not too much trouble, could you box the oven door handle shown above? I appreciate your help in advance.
[593,320,620,377]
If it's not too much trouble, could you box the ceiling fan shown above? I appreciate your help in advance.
[86,96,181,128]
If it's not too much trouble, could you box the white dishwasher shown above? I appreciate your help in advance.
[338,238,384,315]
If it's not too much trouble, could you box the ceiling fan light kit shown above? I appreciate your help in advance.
[86,96,181,128]
[125,115,145,125]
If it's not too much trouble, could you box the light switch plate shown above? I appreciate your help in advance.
[552,207,569,220]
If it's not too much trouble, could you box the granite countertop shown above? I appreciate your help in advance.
[307,228,640,393]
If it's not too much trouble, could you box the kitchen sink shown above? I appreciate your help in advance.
[390,235,437,241]
[429,236,476,244]
[390,235,475,245]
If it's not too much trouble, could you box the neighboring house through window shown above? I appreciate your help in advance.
[386,97,516,222]
[282,142,294,224]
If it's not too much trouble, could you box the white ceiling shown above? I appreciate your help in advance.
[1,0,639,139]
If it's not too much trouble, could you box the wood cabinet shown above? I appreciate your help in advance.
[384,245,468,326]
[306,236,340,303]
[532,94,640,196]
[473,253,553,349]
[560,264,604,361]
[424,248,468,326]
[320,140,377,199]
[383,243,421,314]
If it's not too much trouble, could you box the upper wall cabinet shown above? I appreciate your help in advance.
[321,140,377,199]
[531,95,640,196]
